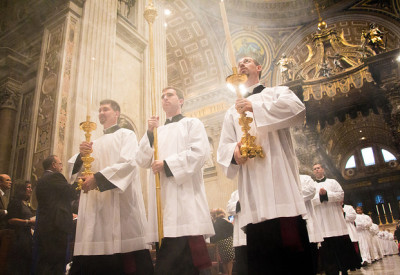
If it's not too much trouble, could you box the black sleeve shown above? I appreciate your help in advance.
[236,201,241,214]
[72,154,83,174]
[231,155,237,165]
[163,161,174,177]
[319,192,328,203]
[147,131,154,147]
[94,172,117,192]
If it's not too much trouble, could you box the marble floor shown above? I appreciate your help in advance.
[348,255,400,275]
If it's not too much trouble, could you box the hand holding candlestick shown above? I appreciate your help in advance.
[77,56,97,191]
[220,0,264,159]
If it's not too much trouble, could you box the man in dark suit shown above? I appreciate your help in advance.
[0,174,12,230]
[34,155,77,275]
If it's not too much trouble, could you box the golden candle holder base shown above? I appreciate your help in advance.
[226,67,264,159]
[76,116,97,191]
[384,214,388,224]
[378,216,383,225]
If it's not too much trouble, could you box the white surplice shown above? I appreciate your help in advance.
[226,190,246,247]
[355,213,374,263]
[300,175,323,243]
[312,178,348,238]
[369,223,384,260]
[136,117,214,242]
[67,128,149,255]
[343,204,359,242]
[217,86,307,227]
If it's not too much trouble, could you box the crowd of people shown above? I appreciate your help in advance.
[0,56,399,275]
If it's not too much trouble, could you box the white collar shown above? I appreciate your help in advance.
[0,189,4,196]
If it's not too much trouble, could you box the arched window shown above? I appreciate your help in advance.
[345,155,356,169]
[382,149,396,162]
[361,147,375,166]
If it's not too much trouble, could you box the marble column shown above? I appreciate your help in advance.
[67,0,119,159]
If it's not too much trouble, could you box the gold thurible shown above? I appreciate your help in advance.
[227,67,264,159]
[76,115,97,191]
[144,0,164,247]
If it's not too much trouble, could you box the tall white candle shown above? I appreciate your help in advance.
[219,0,236,68]
[382,204,386,215]
[388,203,392,214]
[376,205,380,215]
[87,57,95,118]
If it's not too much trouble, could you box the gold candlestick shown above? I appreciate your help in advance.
[226,68,264,159]
[376,205,382,225]
[384,213,388,224]
[220,0,264,159]
[76,115,97,191]
[388,203,395,223]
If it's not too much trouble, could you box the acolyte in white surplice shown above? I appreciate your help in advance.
[217,86,307,228]
[136,117,215,242]
[300,174,324,243]
[312,178,349,238]
[67,128,149,256]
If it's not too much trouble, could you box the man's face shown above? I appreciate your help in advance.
[161,88,183,116]
[356,207,363,214]
[0,174,12,191]
[238,57,261,79]
[313,164,325,179]
[52,156,63,173]
[26,183,32,198]
[98,104,119,127]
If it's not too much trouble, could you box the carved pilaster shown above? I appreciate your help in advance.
[30,4,82,181]
[0,78,21,111]
[0,78,22,173]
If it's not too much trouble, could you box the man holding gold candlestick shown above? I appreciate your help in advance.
[67,99,153,275]
[136,87,214,275]
[217,56,313,274]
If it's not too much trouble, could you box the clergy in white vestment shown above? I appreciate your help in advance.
[312,164,361,274]
[343,204,363,265]
[300,174,324,275]
[217,56,313,275]
[355,206,374,264]
[226,190,248,275]
[136,87,215,275]
[67,99,153,275]
[386,230,398,255]
[369,223,384,260]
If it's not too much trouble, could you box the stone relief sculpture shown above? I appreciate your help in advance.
[276,53,295,83]
[362,23,386,54]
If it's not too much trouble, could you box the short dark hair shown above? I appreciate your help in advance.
[100,99,121,113]
[313,163,324,169]
[162,87,184,100]
[237,56,262,79]
[0,175,4,182]
[43,155,57,170]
